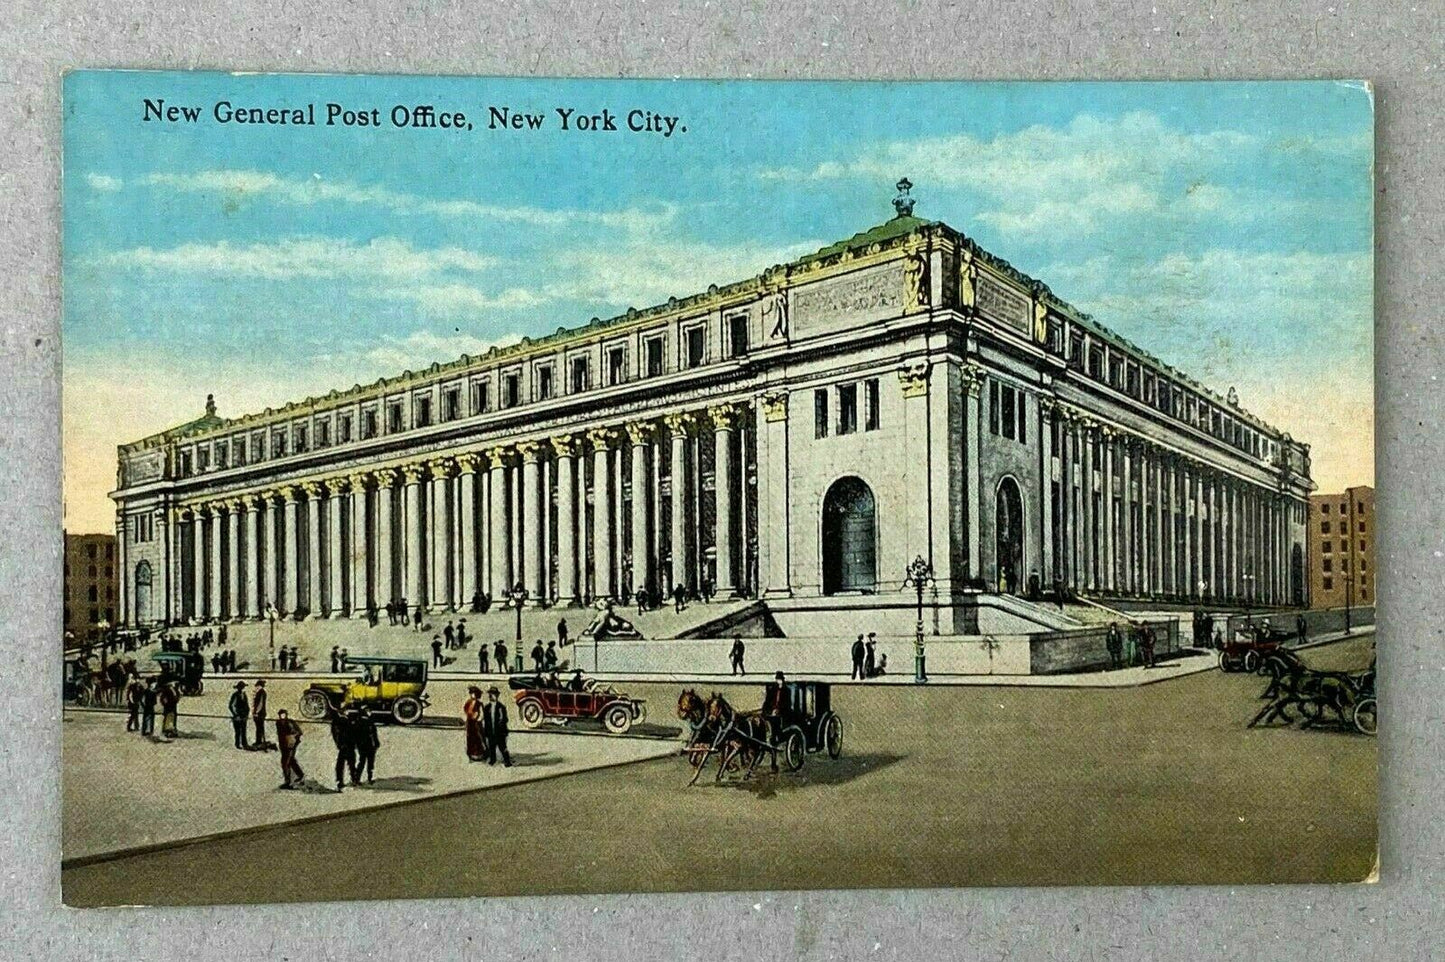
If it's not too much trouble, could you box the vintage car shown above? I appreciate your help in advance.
[509,673,646,734]
[298,655,429,724]
[1216,624,1286,673]
[151,651,205,696]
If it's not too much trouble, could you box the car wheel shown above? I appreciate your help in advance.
[782,727,806,772]
[299,689,330,720]
[1353,698,1377,736]
[1243,650,1262,674]
[1216,652,1232,672]
[603,703,633,734]
[391,695,423,725]
[823,714,843,759]
[518,698,544,729]
[631,702,647,725]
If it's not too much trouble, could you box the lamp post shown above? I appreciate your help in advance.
[265,603,278,670]
[507,581,528,644]
[904,555,934,684]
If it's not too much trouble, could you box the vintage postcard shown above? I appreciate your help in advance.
[61,72,1375,905]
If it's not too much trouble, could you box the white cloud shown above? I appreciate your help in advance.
[358,329,524,373]
[377,283,549,317]
[101,236,495,281]
[84,172,122,191]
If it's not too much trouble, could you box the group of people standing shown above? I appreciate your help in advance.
[462,685,511,767]
[124,675,179,738]
[1105,622,1159,670]
[849,634,887,679]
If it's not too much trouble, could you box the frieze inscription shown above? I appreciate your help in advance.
[976,274,1031,335]
[792,265,903,334]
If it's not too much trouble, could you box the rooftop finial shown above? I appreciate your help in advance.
[893,177,916,218]
[205,393,216,417]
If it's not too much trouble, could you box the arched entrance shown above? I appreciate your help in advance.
[822,477,877,594]
[134,560,153,625]
[995,478,1024,594]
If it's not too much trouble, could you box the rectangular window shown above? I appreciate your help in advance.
[570,357,590,393]
[1320,521,1330,534]
[684,325,706,369]
[645,337,665,377]
[536,366,555,401]
[413,396,432,428]
[317,419,331,447]
[1322,541,1332,554]
[1088,348,1104,379]
[1359,539,1366,552]
[471,380,491,415]
[294,425,308,453]
[989,381,1000,435]
[729,314,749,357]
[273,431,287,457]
[233,438,246,467]
[215,442,228,469]
[1322,559,1332,573]
[197,448,211,472]
[838,383,858,435]
[362,409,379,439]
[814,389,829,439]
[607,347,627,386]
[444,388,460,421]
[338,415,352,444]
[1320,503,1330,514]
[503,373,521,408]
[1360,559,1367,572]
[1001,384,1016,441]
[864,378,880,431]
[1358,521,1366,533]
[387,403,403,433]
[1017,391,1027,443]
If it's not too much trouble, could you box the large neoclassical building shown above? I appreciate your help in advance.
[111,182,1314,630]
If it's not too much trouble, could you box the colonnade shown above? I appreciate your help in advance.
[169,403,755,621]
[1043,401,1295,605]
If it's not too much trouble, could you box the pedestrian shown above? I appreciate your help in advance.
[1296,613,1308,643]
[495,640,509,674]
[1141,624,1156,669]
[483,686,512,767]
[729,636,746,675]
[212,652,221,675]
[865,634,877,678]
[228,681,250,750]
[158,680,179,738]
[252,678,269,748]
[278,646,289,672]
[367,603,378,628]
[276,709,305,789]
[353,707,379,784]
[289,645,300,671]
[1124,624,1140,667]
[636,589,647,617]
[270,647,277,671]
[850,634,865,680]
[673,583,685,613]
[478,645,491,674]
[1106,623,1123,670]
[219,624,228,648]
[330,707,357,791]
[557,618,569,648]
[140,678,158,736]
[457,619,468,649]
[544,641,558,670]
[761,672,787,772]
[444,621,455,650]
[386,600,396,626]
[338,648,348,672]
[531,640,546,672]
[125,677,141,731]
[432,635,444,668]
[412,605,422,632]
[463,686,485,762]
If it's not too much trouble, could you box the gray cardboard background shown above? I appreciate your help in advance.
[2,2,1439,959]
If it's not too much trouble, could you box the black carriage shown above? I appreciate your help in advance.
[775,681,844,771]
[151,651,205,696]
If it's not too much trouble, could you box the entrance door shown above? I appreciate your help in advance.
[134,561,153,625]
[822,477,877,594]
[995,478,1024,594]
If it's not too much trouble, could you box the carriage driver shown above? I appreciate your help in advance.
[761,672,788,773]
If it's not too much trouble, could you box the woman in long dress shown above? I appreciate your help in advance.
[463,686,485,761]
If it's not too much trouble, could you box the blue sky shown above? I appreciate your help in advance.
[62,72,1374,531]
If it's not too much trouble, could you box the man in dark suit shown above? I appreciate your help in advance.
[530,640,546,672]
[850,635,866,679]
[330,707,356,791]
[729,636,745,675]
[353,707,380,784]
[227,681,250,750]
[483,686,512,767]
[495,639,509,674]
[761,672,788,772]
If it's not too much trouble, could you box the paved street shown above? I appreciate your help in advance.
[62,637,1376,906]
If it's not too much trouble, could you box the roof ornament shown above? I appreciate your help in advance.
[205,393,216,417]
[1227,386,1239,407]
[893,178,916,218]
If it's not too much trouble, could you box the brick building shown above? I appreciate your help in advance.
[1308,485,1375,610]
[63,532,118,645]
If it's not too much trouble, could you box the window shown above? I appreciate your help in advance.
[729,314,749,357]
[838,383,858,435]
[252,431,266,461]
[607,346,627,386]
[570,357,590,393]
[317,419,331,447]
[234,438,247,466]
[179,450,193,476]
[684,325,706,369]
[443,388,461,421]
[1323,576,1333,591]
[1360,539,1367,552]
[645,336,665,377]
[272,430,287,457]
[362,409,379,439]
[471,380,491,415]
[414,396,433,428]
[1338,502,1346,513]
[1001,384,1016,441]
[294,425,309,453]
[1320,503,1330,514]
[88,586,97,602]
[1322,559,1332,573]
[990,382,1025,443]
[1048,319,1064,354]
[503,372,521,408]
[215,442,228,469]
[1358,521,1366,533]
[196,448,210,472]
[1088,348,1104,379]
[814,389,829,439]
[1126,366,1139,397]
[387,403,403,433]
[989,381,1000,435]
[1361,560,1368,572]
[536,366,555,401]
[1358,501,1366,514]
[338,415,352,444]
[1322,541,1332,554]
[1320,521,1330,534]
[1068,332,1084,370]
[864,378,880,431]
[88,565,96,578]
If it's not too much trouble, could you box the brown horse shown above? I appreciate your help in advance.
[702,692,775,783]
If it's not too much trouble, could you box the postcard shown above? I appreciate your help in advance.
[60,71,1375,905]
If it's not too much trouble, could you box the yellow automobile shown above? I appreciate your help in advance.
[298,655,430,724]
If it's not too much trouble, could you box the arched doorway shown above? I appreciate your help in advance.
[822,477,877,594]
[995,478,1024,594]
[134,560,153,625]
[1290,544,1305,607]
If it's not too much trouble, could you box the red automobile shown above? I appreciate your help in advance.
[509,674,646,734]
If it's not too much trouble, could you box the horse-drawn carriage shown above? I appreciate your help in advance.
[1250,647,1376,735]
[677,680,843,784]
[510,674,646,734]
[152,651,206,696]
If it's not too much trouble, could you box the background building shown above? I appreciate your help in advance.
[1309,485,1375,610]
[63,532,117,646]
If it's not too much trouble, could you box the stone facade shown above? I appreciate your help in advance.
[111,186,1314,626]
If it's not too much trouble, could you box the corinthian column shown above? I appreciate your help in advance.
[588,427,617,600]
[552,436,581,607]
[664,412,693,596]
[325,478,346,616]
[625,422,654,600]
[225,500,241,619]
[709,404,738,595]
[486,447,512,596]
[374,468,396,608]
[456,453,479,610]
[429,459,453,611]
[349,474,367,615]
[302,481,323,617]
[282,488,300,616]
[243,495,261,618]
[262,494,278,614]
[402,463,426,612]
[193,506,209,621]
[518,441,543,605]
[209,504,224,621]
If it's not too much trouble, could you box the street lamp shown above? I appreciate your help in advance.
[265,603,278,670]
[904,555,934,684]
[507,581,528,644]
